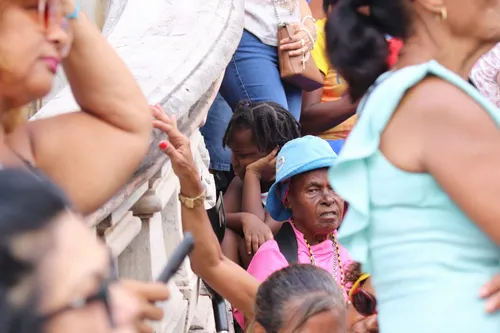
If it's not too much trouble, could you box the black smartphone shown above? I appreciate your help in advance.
[156,232,195,283]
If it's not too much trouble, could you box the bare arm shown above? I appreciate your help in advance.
[299,0,316,37]
[223,177,246,233]
[388,80,500,245]
[153,111,259,319]
[300,87,358,135]
[180,176,259,318]
[308,0,326,19]
[27,12,151,213]
[242,171,266,221]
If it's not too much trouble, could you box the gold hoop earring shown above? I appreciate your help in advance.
[440,7,447,21]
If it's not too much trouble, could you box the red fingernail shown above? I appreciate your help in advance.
[159,141,168,150]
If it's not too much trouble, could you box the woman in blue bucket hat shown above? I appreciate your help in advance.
[247,136,352,297]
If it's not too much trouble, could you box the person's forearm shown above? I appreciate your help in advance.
[226,212,245,234]
[63,13,150,134]
[300,98,358,135]
[299,0,313,19]
[242,172,266,221]
[178,176,259,318]
[178,174,224,270]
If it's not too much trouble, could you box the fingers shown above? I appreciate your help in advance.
[265,229,274,241]
[151,104,171,124]
[485,292,500,313]
[251,234,260,254]
[140,302,165,321]
[245,234,252,255]
[257,233,265,248]
[153,120,174,135]
[158,140,183,161]
[280,40,303,52]
[480,274,500,298]
[481,274,500,312]
[136,321,154,333]
[288,46,310,57]
[121,280,170,301]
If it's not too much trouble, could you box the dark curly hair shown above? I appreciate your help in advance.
[345,261,363,287]
[222,100,301,153]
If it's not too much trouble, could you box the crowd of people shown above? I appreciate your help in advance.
[1,0,500,333]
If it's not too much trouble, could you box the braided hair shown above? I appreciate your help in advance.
[223,100,301,153]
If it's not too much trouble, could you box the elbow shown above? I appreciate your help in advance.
[190,251,225,276]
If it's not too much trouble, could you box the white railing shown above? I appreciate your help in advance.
[32,0,244,331]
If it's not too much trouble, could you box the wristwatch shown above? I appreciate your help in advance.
[178,187,206,209]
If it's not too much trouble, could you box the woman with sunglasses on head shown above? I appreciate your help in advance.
[0,168,147,333]
[345,262,378,333]
[326,0,500,332]
[0,0,151,214]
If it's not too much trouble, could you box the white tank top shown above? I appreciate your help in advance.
[245,0,301,47]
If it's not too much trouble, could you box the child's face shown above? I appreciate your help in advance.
[229,128,267,179]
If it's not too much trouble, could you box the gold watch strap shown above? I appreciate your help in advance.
[178,189,206,209]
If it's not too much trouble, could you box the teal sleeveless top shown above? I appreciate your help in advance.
[329,60,500,332]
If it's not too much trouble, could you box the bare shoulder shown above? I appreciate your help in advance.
[380,76,500,172]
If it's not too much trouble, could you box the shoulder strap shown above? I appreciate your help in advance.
[274,222,298,264]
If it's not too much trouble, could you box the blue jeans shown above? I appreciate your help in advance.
[220,29,302,120]
[200,94,233,171]
[328,139,345,155]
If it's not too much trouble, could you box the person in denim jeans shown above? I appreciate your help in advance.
[220,0,318,120]
[200,94,234,193]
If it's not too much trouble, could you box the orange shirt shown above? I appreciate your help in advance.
[310,19,356,140]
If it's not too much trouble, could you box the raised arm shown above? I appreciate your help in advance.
[152,106,259,319]
[25,5,151,213]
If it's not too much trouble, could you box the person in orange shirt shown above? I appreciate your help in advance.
[301,0,402,153]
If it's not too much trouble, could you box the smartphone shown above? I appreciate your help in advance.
[156,232,195,283]
[207,191,226,244]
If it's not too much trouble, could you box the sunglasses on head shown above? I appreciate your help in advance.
[348,273,377,317]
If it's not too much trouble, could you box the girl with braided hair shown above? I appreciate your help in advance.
[221,100,301,268]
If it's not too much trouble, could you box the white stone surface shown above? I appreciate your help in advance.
[29,0,245,331]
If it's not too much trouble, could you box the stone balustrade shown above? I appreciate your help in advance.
[31,0,244,331]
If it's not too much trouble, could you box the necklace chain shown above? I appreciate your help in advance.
[302,229,345,292]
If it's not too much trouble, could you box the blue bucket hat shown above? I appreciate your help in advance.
[266,136,338,222]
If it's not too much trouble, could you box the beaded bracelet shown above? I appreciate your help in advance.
[300,27,316,50]
[301,15,317,35]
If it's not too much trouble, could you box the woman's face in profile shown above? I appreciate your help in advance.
[0,0,71,108]
[35,212,141,333]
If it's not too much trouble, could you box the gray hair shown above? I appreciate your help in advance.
[253,264,346,333]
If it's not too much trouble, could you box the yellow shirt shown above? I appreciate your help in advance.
[310,19,357,140]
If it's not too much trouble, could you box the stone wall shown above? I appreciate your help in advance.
[32,0,244,331]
